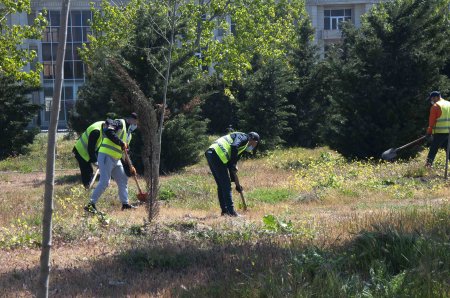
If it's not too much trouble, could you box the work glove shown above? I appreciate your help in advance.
[426,134,433,144]
[228,164,238,173]
[93,162,98,167]
[130,166,137,176]
[235,184,243,193]
[121,142,128,151]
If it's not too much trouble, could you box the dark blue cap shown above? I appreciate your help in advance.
[428,91,441,100]
[248,132,260,142]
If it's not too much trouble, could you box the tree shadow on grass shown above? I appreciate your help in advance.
[1,213,447,297]
[0,238,295,297]
[55,174,80,185]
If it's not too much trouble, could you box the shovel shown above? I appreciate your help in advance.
[124,150,148,202]
[231,172,248,211]
[381,136,426,161]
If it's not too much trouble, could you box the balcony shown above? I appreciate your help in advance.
[318,29,343,40]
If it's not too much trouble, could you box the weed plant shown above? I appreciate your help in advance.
[266,147,447,204]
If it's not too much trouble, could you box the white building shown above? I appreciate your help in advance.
[8,1,101,129]
[305,0,384,53]
[10,0,383,129]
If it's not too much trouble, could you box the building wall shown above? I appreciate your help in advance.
[26,1,102,129]
[306,0,383,55]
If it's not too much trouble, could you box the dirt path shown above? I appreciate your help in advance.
[0,169,78,189]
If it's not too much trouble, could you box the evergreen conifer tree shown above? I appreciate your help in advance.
[324,0,450,158]
[0,76,40,158]
[286,17,333,147]
[201,75,237,134]
[238,58,296,149]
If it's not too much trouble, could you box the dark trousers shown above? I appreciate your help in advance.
[426,133,449,166]
[205,149,234,213]
[73,147,94,188]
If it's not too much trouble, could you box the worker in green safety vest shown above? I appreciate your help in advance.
[73,121,105,189]
[84,113,139,214]
[205,131,260,216]
[426,91,450,167]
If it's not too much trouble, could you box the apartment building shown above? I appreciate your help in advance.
[9,0,382,129]
[306,0,384,53]
[8,1,101,129]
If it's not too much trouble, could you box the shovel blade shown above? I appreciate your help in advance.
[381,148,397,161]
[137,192,148,202]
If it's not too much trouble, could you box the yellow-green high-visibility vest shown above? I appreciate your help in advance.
[98,119,132,159]
[74,121,104,162]
[433,100,450,134]
[209,133,248,164]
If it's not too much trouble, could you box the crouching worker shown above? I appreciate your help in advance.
[84,113,139,214]
[73,121,104,189]
[205,131,260,216]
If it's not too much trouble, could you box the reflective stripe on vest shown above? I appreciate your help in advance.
[74,121,104,162]
[433,100,450,134]
[98,119,128,159]
[209,133,248,164]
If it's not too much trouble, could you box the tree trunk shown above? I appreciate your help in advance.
[37,1,70,297]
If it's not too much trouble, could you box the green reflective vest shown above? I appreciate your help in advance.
[209,133,248,164]
[74,121,104,162]
[433,100,450,134]
[98,119,132,159]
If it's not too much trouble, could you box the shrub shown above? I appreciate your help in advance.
[0,76,40,159]
[160,113,209,173]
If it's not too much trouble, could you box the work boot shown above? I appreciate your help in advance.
[225,209,240,217]
[84,203,97,214]
[121,203,137,211]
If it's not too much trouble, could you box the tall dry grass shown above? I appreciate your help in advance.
[0,141,448,296]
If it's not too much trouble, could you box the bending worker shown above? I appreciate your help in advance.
[205,131,260,216]
[425,91,450,167]
[84,113,139,213]
[73,121,104,189]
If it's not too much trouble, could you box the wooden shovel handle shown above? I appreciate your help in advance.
[124,150,144,195]
[232,172,248,211]
[133,175,144,194]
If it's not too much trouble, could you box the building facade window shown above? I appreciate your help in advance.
[41,10,92,125]
[324,9,351,30]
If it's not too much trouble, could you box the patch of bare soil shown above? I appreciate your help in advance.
[0,170,79,191]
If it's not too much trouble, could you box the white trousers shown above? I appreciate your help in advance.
[90,152,129,205]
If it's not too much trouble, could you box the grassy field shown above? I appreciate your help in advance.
[0,134,448,297]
